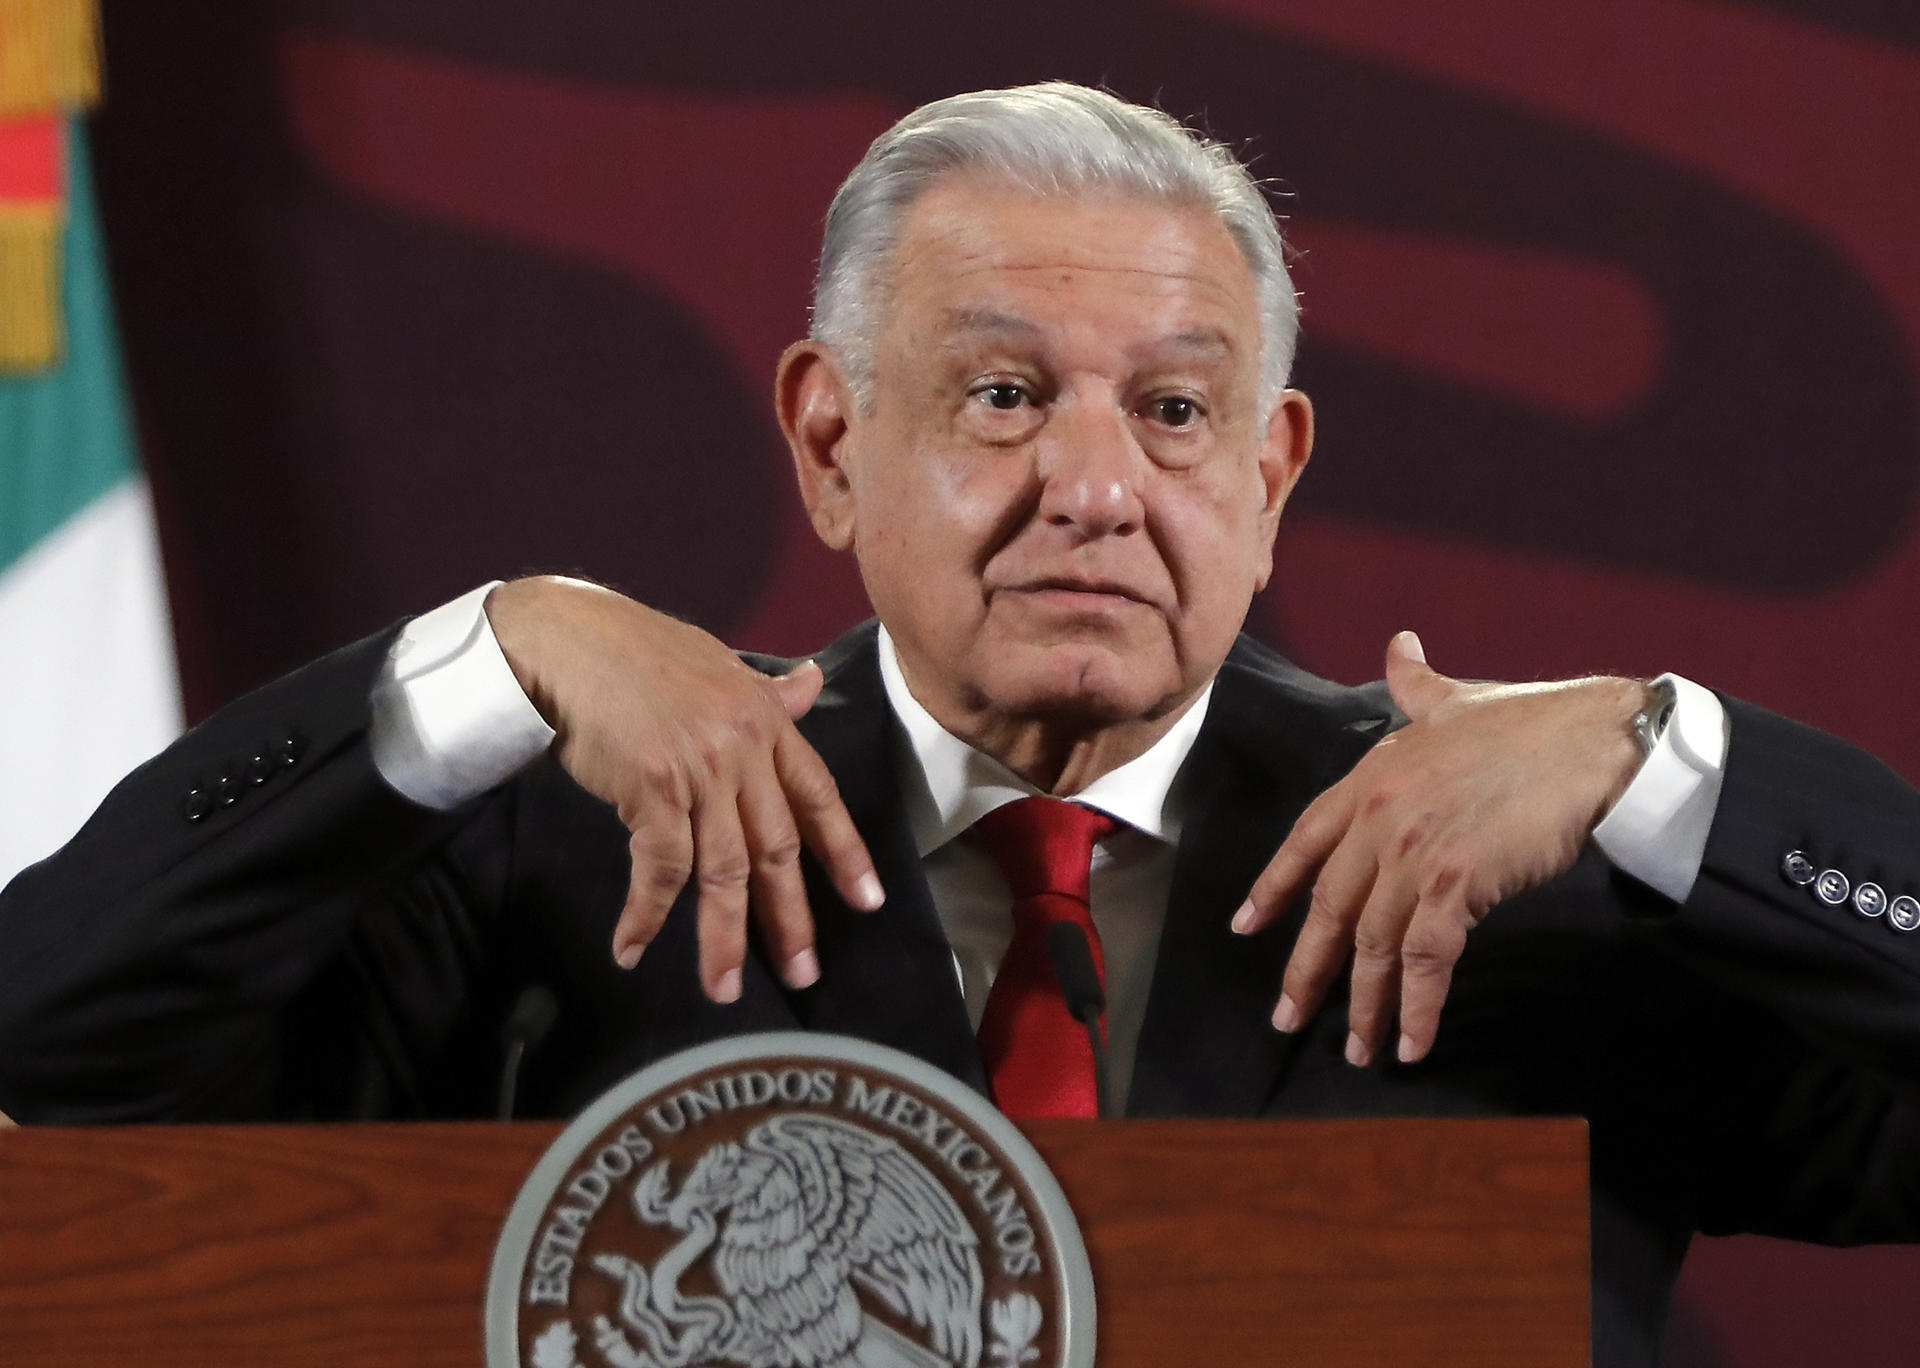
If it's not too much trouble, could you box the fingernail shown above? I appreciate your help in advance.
[713,967,743,1004]
[1400,630,1426,664]
[1397,1032,1419,1064]
[784,948,821,990]
[1344,1032,1371,1067]
[1271,993,1300,1033]
[1231,900,1256,934]
[854,872,885,911]
[614,942,644,971]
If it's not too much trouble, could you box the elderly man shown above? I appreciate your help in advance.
[1,84,1916,1368]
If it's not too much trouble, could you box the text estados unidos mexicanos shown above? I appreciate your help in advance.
[524,1067,1045,1308]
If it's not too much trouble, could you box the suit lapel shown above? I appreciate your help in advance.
[1128,638,1393,1116]
[785,625,989,1095]
[773,624,1392,1113]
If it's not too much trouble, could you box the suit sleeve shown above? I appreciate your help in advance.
[1635,698,1920,1242]
[0,627,516,1123]
[1647,698,1920,1082]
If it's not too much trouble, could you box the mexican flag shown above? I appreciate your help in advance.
[0,115,181,887]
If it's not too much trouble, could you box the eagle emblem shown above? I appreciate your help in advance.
[585,1113,994,1368]
[490,1035,1088,1368]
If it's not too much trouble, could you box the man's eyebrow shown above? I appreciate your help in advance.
[1151,328,1236,359]
[938,314,1237,360]
[939,308,1044,339]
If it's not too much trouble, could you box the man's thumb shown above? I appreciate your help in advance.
[770,658,826,719]
[1384,630,1451,719]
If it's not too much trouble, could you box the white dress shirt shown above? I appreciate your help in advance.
[368,586,1730,1110]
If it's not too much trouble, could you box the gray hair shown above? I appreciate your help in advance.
[810,82,1298,414]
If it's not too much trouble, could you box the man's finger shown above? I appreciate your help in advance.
[1343,873,1416,1066]
[691,784,753,1003]
[775,726,884,912]
[1384,629,1458,722]
[767,659,826,721]
[1235,782,1355,936]
[1394,897,1471,1063]
[1272,833,1377,1032]
[737,764,821,990]
[614,804,694,969]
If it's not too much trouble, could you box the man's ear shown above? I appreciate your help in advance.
[775,340,861,551]
[1251,388,1314,592]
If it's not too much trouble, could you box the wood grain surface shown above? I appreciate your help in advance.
[0,1117,1586,1366]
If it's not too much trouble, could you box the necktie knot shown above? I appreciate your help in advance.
[969,796,1116,904]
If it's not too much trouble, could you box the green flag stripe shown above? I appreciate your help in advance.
[0,120,140,575]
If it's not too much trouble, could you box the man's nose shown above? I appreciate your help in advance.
[1034,397,1146,538]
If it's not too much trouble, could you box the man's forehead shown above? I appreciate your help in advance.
[889,177,1252,303]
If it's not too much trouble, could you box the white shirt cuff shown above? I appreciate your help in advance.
[370,582,556,811]
[1591,672,1729,903]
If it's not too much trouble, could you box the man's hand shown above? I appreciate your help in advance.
[1232,632,1646,1066]
[485,577,883,1003]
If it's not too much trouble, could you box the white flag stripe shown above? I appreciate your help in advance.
[0,476,182,885]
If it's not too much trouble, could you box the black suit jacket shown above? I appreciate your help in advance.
[3,620,1917,1368]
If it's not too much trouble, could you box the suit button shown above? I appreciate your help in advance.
[216,773,243,807]
[183,787,214,821]
[1781,850,1817,886]
[1889,896,1920,933]
[1852,881,1887,918]
[1813,869,1850,906]
[246,751,276,785]
[278,734,306,769]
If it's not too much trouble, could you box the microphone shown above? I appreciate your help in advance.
[1046,921,1110,1118]
[496,984,559,1121]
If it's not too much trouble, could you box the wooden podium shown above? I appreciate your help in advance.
[0,1118,1587,1366]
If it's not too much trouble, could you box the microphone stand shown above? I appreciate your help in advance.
[1046,921,1110,1118]
[496,984,559,1121]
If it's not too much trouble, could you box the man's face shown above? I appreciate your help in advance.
[785,176,1311,753]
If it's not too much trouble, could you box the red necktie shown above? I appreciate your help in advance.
[971,797,1116,1119]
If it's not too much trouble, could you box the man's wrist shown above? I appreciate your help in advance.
[370,582,556,811]
[481,576,569,725]
[1632,677,1678,758]
[483,575,636,736]
[1588,675,1659,814]
[1593,673,1729,902]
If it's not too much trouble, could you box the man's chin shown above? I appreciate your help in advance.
[975,644,1177,727]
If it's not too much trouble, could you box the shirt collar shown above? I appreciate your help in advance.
[876,625,1213,857]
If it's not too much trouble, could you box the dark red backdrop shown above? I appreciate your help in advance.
[89,3,1920,1363]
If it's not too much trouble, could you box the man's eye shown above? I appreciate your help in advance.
[975,383,1030,411]
[1150,396,1202,428]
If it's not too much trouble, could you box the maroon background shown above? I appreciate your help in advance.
[87,2,1920,1362]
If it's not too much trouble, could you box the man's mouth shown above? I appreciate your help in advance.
[1005,577,1153,608]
